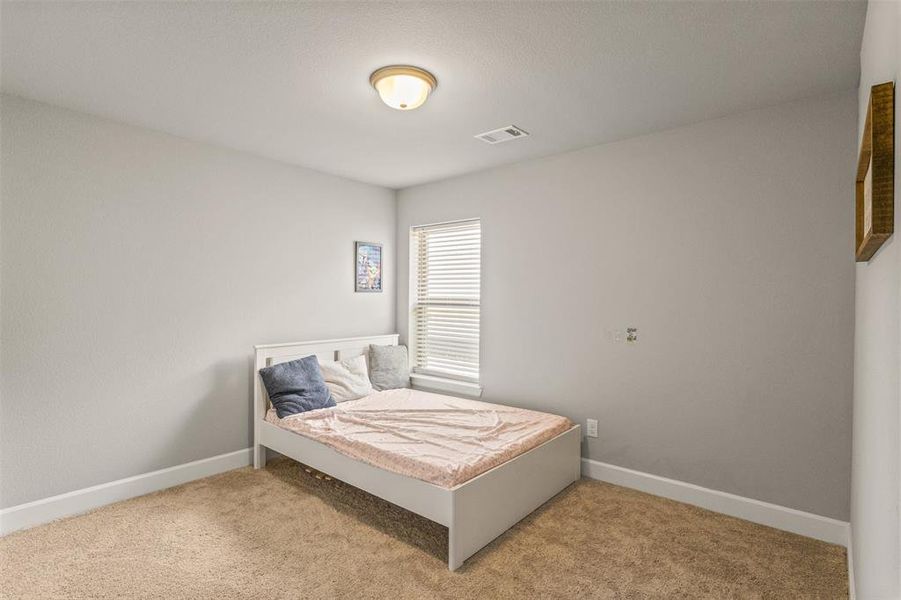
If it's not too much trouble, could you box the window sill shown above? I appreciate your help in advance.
[410,373,482,399]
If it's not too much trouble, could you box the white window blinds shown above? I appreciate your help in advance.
[412,219,481,382]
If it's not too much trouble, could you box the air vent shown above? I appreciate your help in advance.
[475,125,530,144]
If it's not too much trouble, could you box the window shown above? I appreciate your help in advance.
[411,219,481,383]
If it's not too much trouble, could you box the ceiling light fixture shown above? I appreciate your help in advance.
[369,65,437,111]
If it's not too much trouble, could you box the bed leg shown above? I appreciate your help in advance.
[448,525,462,571]
[254,444,267,469]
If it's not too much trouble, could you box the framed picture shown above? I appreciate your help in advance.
[856,82,894,262]
[355,242,382,292]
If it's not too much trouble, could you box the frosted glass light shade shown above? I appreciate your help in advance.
[370,66,437,111]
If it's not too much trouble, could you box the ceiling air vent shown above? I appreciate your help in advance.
[475,125,530,144]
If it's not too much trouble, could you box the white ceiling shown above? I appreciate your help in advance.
[2,1,866,189]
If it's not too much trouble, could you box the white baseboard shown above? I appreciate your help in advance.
[0,448,252,536]
[0,451,848,550]
[847,526,856,600]
[581,458,849,547]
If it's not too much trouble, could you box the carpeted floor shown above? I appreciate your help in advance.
[0,458,847,599]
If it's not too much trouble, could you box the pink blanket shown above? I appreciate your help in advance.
[266,388,573,488]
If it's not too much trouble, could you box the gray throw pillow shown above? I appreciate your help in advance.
[258,355,336,418]
[368,345,411,391]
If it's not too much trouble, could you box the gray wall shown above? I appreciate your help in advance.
[397,92,856,520]
[0,95,396,508]
[852,2,901,598]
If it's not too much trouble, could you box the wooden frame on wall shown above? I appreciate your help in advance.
[856,81,894,262]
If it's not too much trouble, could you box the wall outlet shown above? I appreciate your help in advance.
[626,327,638,343]
[586,418,598,438]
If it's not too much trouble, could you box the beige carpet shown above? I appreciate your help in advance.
[0,459,847,599]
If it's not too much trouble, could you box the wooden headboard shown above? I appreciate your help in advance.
[253,334,399,420]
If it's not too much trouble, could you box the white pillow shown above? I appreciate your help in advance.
[318,355,373,402]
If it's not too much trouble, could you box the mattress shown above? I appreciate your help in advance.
[265,388,573,488]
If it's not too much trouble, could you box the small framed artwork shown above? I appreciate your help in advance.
[355,242,383,292]
[856,81,894,262]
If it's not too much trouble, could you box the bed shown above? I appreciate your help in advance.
[253,334,581,570]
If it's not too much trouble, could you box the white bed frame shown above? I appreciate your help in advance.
[253,334,581,571]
